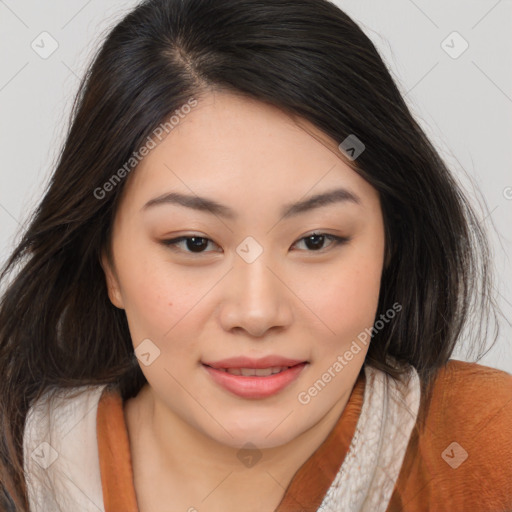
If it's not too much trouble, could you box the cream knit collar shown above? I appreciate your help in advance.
[23,357,420,512]
[320,357,421,511]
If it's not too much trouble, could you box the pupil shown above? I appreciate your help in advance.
[306,234,324,250]
[187,237,208,252]
[184,235,326,253]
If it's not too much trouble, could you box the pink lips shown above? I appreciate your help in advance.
[201,355,309,399]
[202,355,306,369]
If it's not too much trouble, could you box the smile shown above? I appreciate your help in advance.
[202,362,308,399]
[215,366,291,376]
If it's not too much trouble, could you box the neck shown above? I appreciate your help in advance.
[125,382,355,511]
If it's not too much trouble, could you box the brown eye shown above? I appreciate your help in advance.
[161,232,350,256]
[161,236,219,254]
[292,233,350,252]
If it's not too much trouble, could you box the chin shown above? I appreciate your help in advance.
[201,415,304,450]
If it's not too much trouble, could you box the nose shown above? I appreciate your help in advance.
[218,255,293,338]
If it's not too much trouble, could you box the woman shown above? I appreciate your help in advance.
[0,0,510,511]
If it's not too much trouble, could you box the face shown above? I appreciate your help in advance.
[102,90,386,450]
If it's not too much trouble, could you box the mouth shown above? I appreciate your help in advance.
[202,363,304,377]
[201,361,309,399]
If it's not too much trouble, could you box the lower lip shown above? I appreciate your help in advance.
[202,363,308,399]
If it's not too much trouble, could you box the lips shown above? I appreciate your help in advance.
[202,355,307,370]
[217,366,291,376]
[201,356,309,399]
[203,363,307,399]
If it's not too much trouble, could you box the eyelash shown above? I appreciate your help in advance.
[160,232,350,255]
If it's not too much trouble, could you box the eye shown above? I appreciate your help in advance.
[161,235,220,254]
[161,232,349,255]
[291,232,350,252]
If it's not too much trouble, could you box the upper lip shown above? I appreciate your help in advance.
[202,356,308,370]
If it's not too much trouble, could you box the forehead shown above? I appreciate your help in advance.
[118,90,377,213]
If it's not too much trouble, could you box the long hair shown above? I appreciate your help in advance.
[0,0,500,508]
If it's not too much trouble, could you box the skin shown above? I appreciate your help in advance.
[101,90,386,512]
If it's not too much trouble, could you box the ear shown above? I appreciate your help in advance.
[100,249,125,309]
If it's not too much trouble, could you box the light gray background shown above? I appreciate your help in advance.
[1,1,511,372]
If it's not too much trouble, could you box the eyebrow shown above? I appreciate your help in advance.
[141,187,361,220]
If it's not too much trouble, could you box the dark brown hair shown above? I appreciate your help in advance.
[0,0,501,509]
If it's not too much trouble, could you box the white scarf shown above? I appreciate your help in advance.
[320,358,421,511]
[23,358,420,512]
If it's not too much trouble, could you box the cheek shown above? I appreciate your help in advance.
[310,243,383,346]
[115,249,200,342]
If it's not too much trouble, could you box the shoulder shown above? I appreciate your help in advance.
[426,359,512,431]
[25,384,110,437]
[24,383,112,464]
[437,357,512,389]
[23,384,110,512]
[424,359,512,471]
[389,360,512,511]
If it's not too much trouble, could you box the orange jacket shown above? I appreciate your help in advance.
[96,360,512,511]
